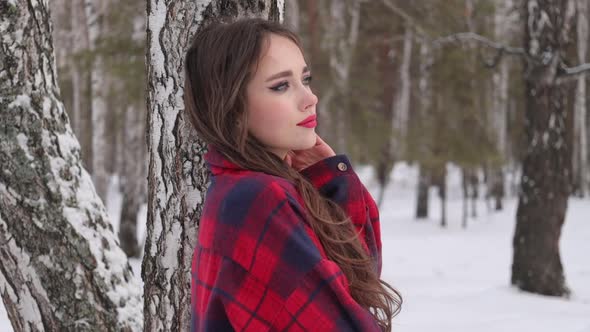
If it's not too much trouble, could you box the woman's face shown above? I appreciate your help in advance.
[245,34,318,160]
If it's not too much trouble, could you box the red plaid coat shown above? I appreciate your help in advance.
[191,145,383,331]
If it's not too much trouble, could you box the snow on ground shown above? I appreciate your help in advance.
[1,164,589,331]
[357,163,590,332]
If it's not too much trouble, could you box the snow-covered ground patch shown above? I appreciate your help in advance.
[2,164,588,331]
[358,163,590,332]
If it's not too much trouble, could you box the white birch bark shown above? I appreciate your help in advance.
[144,0,284,329]
[415,40,433,219]
[284,0,300,32]
[489,0,518,209]
[0,1,142,330]
[322,0,362,152]
[492,0,517,160]
[390,26,413,160]
[85,0,109,201]
[573,0,588,196]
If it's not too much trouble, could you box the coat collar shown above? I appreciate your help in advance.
[204,144,244,175]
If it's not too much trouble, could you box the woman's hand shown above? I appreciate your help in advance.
[284,134,336,171]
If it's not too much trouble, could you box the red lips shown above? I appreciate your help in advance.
[297,115,317,128]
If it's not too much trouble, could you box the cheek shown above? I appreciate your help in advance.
[247,97,291,135]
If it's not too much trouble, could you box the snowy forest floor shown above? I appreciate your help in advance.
[1,163,588,331]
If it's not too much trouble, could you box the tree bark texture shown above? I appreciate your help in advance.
[572,0,588,196]
[0,1,142,330]
[512,0,576,297]
[143,0,284,330]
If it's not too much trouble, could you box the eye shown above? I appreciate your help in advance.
[303,75,312,85]
[270,81,289,92]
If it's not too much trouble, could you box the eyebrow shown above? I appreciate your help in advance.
[265,66,310,82]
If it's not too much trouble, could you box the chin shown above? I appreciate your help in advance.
[301,134,316,149]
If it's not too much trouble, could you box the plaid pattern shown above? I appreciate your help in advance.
[191,145,383,331]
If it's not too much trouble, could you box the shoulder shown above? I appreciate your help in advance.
[223,171,296,205]
[216,168,296,194]
[202,170,299,215]
[199,170,319,271]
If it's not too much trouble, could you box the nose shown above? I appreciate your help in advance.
[301,88,318,112]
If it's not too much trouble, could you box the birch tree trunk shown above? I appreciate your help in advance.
[0,1,142,330]
[119,102,145,258]
[573,0,588,196]
[321,0,361,152]
[390,26,413,161]
[72,0,93,172]
[85,0,109,201]
[512,0,576,296]
[118,7,147,258]
[415,41,433,220]
[284,0,300,33]
[144,1,284,329]
[489,0,517,210]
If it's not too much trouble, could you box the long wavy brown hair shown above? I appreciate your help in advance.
[184,18,401,331]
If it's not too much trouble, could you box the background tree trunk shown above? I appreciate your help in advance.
[320,0,362,153]
[439,170,447,228]
[414,37,433,220]
[119,102,146,258]
[284,0,300,32]
[118,7,147,258]
[374,27,398,209]
[85,0,110,201]
[572,0,589,196]
[51,0,93,171]
[488,0,516,210]
[143,0,284,330]
[415,164,430,219]
[0,1,142,330]
[512,0,575,297]
[390,26,413,161]
[462,168,469,228]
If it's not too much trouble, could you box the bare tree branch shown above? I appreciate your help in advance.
[380,0,524,69]
[563,63,590,75]
[381,0,590,77]
[380,0,428,37]
[431,32,525,55]
[556,63,590,84]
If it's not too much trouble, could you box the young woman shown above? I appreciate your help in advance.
[184,18,401,332]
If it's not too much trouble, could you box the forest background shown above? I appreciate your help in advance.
[0,0,589,330]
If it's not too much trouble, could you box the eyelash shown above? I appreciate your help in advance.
[270,75,313,92]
